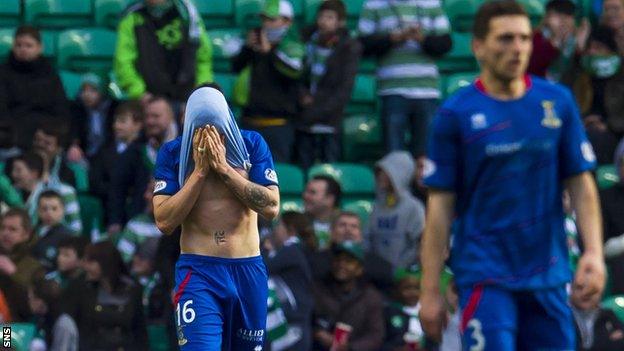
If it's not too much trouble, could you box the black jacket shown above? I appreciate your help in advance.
[575,308,624,351]
[300,28,362,129]
[600,184,624,242]
[70,98,117,158]
[0,53,70,149]
[31,224,73,272]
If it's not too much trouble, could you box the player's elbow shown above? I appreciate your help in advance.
[155,218,176,235]
[262,202,280,221]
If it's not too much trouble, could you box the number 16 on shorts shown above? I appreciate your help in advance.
[176,300,196,346]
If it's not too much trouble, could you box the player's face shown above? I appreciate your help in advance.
[11,160,39,190]
[331,252,363,282]
[473,15,532,82]
[0,215,29,252]
[398,277,420,306]
[330,215,362,243]
[38,197,65,226]
[12,34,42,62]
[603,0,624,30]
[57,247,79,273]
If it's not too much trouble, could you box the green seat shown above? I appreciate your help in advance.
[208,28,244,73]
[342,113,384,162]
[94,0,132,29]
[235,0,263,29]
[280,197,304,213]
[596,164,620,190]
[0,27,14,59]
[443,0,479,32]
[344,0,365,29]
[275,163,305,196]
[308,163,375,196]
[214,73,237,102]
[291,0,305,21]
[147,324,170,351]
[517,0,544,27]
[77,194,104,238]
[437,32,478,73]
[57,28,117,74]
[0,0,20,27]
[358,57,376,73]
[9,323,37,351]
[442,71,478,98]
[193,0,235,28]
[67,162,89,193]
[107,70,128,100]
[59,70,84,100]
[342,199,373,226]
[304,0,322,25]
[347,74,376,114]
[24,0,94,29]
[602,295,624,324]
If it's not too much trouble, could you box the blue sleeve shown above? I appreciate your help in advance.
[246,132,279,187]
[153,143,181,196]
[559,90,596,179]
[423,107,461,191]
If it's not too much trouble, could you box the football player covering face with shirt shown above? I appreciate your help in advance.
[152,87,280,350]
[419,1,605,350]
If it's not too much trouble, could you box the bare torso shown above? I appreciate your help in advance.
[180,169,260,258]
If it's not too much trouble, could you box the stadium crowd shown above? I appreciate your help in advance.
[0,0,623,350]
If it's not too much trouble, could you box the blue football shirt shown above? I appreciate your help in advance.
[424,76,596,290]
[153,130,279,196]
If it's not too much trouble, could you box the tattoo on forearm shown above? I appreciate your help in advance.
[214,231,226,245]
[244,184,277,209]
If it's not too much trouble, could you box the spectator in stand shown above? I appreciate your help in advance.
[358,0,452,158]
[0,273,30,322]
[0,208,43,288]
[0,121,20,163]
[32,121,77,188]
[10,153,82,234]
[28,278,78,351]
[107,96,176,234]
[232,0,304,163]
[31,190,73,272]
[45,236,86,290]
[367,151,425,270]
[0,25,70,150]
[572,289,624,350]
[63,240,148,350]
[0,167,23,209]
[312,241,385,351]
[303,175,341,249]
[131,237,169,324]
[602,142,624,293]
[114,0,213,105]
[601,0,624,56]
[89,101,144,221]
[297,0,361,169]
[263,211,315,351]
[68,74,117,162]
[528,0,590,81]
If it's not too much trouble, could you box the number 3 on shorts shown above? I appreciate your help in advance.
[176,300,196,325]
[468,318,485,351]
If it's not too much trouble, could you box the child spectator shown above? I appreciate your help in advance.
[297,0,362,169]
[31,190,73,272]
[45,236,86,290]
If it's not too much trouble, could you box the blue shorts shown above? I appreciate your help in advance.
[173,254,268,351]
[458,284,575,351]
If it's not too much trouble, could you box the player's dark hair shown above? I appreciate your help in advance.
[545,0,576,16]
[318,0,347,21]
[38,190,64,207]
[36,119,69,148]
[115,100,144,123]
[281,211,316,250]
[15,25,41,43]
[2,207,33,236]
[473,0,528,39]
[12,152,45,179]
[312,174,342,207]
[58,236,88,258]
[84,240,128,291]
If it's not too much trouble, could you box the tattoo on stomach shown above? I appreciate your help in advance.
[214,231,226,245]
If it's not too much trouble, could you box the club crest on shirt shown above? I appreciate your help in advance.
[471,113,488,130]
[154,180,167,193]
[265,168,278,183]
[541,100,562,129]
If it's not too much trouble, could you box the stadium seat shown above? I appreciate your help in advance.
[275,163,305,196]
[342,113,384,162]
[107,70,128,100]
[358,57,376,74]
[0,0,20,28]
[596,164,620,190]
[94,0,132,29]
[344,0,365,29]
[342,199,373,227]
[235,0,263,29]
[602,295,624,324]
[8,323,37,351]
[78,194,104,237]
[304,0,323,24]
[444,0,479,32]
[347,74,377,114]
[214,72,237,102]
[59,70,84,100]
[207,28,244,73]
[442,71,478,98]
[0,28,14,59]
[437,32,478,73]
[308,163,375,196]
[193,0,235,28]
[147,324,170,351]
[57,28,117,74]
[290,0,305,22]
[517,0,545,26]
[67,162,89,193]
[24,0,94,29]
[280,197,304,213]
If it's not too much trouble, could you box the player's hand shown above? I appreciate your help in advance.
[192,127,210,177]
[419,289,448,342]
[571,251,606,310]
[204,125,229,175]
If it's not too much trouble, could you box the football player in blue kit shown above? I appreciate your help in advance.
[152,86,280,350]
[419,1,606,350]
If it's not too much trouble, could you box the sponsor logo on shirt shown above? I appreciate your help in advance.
[581,141,596,162]
[422,158,436,178]
[471,113,488,130]
[485,142,523,156]
[154,180,167,193]
[541,100,562,129]
[265,168,278,183]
